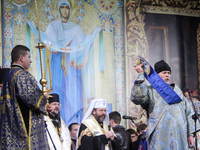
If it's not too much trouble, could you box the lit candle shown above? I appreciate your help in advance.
[44,41,53,90]
[44,41,48,77]
[35,0,41,43]
[48,42,52,89]
[49,42,52,50]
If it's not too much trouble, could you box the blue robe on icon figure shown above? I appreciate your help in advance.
[27,0,101,124]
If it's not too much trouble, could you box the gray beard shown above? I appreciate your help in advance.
[97,117,105,122]
[94,114,105,122]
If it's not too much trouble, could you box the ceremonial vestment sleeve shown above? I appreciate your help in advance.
[0,67,49,149]
[130,72,151,109]
[16,71,47,115]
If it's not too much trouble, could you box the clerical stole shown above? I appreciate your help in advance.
[44,115,71,150]
[78,115,109,150]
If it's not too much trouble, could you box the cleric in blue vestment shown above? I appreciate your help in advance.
[131,59,199,149]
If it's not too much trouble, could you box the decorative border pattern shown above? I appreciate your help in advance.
[143,5,200,17]
[2,0,33,67]
[93,0,121,18]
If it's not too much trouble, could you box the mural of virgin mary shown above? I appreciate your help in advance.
[27,0,102,125]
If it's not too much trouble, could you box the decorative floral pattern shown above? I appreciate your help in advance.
[4,25,12,41]
[10,0,30,5]
[4,11,12,22]
[14,11,26,27]
[94,0,121,17]
[97,0,117,12]
[102,18,113,33]
[75,0,84,23]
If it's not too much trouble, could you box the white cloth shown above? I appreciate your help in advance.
[82,99,109,126]
[44,116,71,150]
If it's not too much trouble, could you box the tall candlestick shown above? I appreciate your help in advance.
[35,0,41,43]
[48,42,52,90]
[44,42,53,91]
[44,41,48,77]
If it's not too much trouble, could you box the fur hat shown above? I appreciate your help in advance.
[154,60,171,74]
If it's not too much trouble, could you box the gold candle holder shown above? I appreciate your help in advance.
[36,43,48,94]
[35,0,52,106]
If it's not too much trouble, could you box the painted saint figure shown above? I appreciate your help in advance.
[27,0,101,124]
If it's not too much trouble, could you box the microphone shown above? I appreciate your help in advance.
[122,115,137,120]
[183,88,193,93]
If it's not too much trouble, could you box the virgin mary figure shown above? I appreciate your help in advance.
[27,0,102,124]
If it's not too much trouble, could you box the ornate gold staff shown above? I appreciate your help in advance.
[35,0,52,104]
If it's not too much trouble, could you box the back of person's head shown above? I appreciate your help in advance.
[127,128,137,135]
[68,123,79,131]
[137,123,147,133]
[11,45,30,64]
[109,111,121,124]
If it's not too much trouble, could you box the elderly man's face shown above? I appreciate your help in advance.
[92,108,107,122]
[49,102,60,116]
[158,71,171,84]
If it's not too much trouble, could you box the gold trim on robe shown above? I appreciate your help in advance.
[78,115,109,150]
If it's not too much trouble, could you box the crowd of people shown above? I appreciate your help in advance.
[0,44,199,150]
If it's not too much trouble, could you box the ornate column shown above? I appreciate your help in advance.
[125,0,149,128]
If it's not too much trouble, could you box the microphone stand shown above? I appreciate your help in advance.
[108,125,113,150]
[44,121,57,150]
[187,90,200,150]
